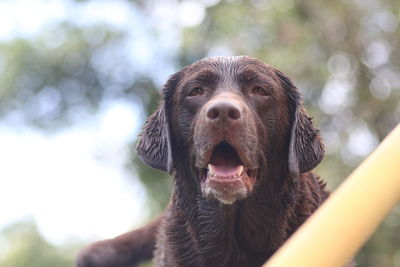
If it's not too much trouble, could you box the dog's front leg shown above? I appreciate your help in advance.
[76,215,162,267]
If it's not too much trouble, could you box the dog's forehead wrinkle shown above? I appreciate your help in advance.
[201,55,246,65]
[190,56,263,78]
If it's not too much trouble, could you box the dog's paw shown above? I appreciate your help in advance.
[76,243,118,267]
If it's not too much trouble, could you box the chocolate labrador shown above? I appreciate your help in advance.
[77,56,328,267]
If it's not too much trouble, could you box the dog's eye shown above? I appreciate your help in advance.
[188,87,204,97]
[250,86,268,96]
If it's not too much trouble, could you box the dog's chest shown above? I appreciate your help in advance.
[155,206,280,267]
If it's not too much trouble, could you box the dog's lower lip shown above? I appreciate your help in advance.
[209,176,242,183]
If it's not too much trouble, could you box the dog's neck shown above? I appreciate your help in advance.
[166,164,308,266]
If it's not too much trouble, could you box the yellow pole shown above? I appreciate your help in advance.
[264,123,400,267]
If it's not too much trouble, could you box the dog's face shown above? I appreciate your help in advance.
[137,56,324,205]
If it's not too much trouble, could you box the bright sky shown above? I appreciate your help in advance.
[0,100,148,245]
[0,0,153,246]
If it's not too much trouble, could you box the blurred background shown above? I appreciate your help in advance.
[0,0,399,266]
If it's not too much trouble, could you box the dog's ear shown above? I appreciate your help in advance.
[288,105,324,176]
[136,104,173,173]
[275,70,325,177]
[136,72,182,174]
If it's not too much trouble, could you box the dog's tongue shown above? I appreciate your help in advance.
[209,143,243,177]
[209,163,244,177]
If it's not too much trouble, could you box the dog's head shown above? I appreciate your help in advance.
[137,56,324,204]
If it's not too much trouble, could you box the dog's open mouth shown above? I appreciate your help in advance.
[201,142,257,204]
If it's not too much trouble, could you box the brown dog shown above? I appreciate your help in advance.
[77,56,328,267]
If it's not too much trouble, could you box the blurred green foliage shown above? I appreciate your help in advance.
[0,0,399,266]
[0,220,78,267]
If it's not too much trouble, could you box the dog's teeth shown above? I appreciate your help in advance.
[237,165,244,176]
[208,164,214,175]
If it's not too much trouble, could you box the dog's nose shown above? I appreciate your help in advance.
[206,101,241,122]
